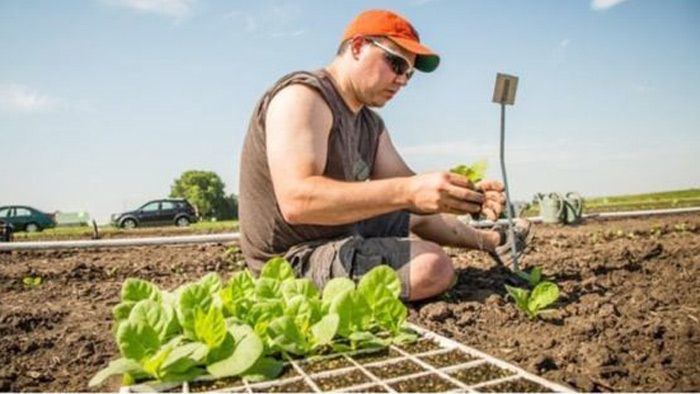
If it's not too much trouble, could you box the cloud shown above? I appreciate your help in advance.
[0,83,90,114]
[102,0,197,20]
[591,0,630,11]
[225,3,306,38]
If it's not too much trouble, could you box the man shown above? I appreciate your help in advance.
[239,9,530,301]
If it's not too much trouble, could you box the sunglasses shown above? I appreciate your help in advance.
[366,38,414,80]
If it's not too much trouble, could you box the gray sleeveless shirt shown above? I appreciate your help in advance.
[239,69,386,273]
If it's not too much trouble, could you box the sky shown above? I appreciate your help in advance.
[1,0,699,224]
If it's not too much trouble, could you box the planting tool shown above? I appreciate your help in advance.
[492,73,520,272]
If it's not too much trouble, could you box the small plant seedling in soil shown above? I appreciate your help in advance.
[312,369,372,391]
[23,276,42,288]
[449,363,514,385]
[481,378,553,392]
[515,266,542,288]
[389,374,458,393]
[505,281,560,320]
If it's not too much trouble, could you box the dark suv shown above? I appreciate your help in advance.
[111,199,198,229]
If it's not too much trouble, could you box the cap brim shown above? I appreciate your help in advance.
[388,36,440,73]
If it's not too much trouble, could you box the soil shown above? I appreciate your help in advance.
[352,348,402,365]
[479,378,553,392]
[418,349,475,368]
[345,384,388,393]
[311,369,371,391]
[448,363,514,385]
[1,213,699,392]
[365,359,425,379]
[388,374,458,392]
[251,377,311,393]
[188,376,244,392]
[299,355,354,374]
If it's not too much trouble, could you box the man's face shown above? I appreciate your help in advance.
[352,37,417,108]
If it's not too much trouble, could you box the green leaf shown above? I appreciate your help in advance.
[374,296,407,333]
[266,316,308,355]
[284,296,321,332]
[450,160,487,182]
[260,257,295,282]
[162,342,209,370]
[207,332,264,378]
[311,313,339,346]
[121,278,161,303]
[177,282,213,340]
[206,332,236,364]
[228,324,254,343]
[194,306,227,349]
[255,277,282,300]
[528,282,560,313]
[142,343,174,379]
[321,277,355,304]
[128,300,169,341]
[357,266,401,306]
[89,358,144,387]
[529,267,542,287]
[243,357,283,383]
[329,289,371,337]
[246,299,284,327]
[220,271,255,319]
[281,278,319,302]
[199,272,223,294]
[112,301,136,322]
[116,321,161,361]
[505,285,530,314]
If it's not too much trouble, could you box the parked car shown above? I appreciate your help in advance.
[0,205,56,232]
[111,199,198,229]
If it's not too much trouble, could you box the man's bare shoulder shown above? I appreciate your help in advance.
[267,83,333,125]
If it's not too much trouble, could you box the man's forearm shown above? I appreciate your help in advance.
[281,175,413,225]
[410,213,500,252]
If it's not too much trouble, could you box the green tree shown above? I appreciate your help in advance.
[170,171,227,219]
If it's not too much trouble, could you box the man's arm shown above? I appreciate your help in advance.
[266,85,482,226]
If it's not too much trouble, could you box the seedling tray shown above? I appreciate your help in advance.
[121,324,574,393]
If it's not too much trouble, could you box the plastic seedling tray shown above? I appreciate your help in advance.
[121,324,574,393]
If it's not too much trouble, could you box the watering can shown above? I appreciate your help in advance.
[563,192,584,224]
[537,192,565,224]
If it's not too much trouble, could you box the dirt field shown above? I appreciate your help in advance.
[1,213,699,392]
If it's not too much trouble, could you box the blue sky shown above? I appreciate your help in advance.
[1,0,698,224]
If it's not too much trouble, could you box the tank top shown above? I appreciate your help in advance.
[239,69,386,274]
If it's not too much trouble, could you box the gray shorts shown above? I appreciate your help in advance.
[283,210,412,299]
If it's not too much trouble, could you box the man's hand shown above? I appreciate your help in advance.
[475,179,506,221]
[407,172,485,215]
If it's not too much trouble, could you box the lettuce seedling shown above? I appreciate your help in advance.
[450,160,487,183]
[505,281,560,320]
[516,267,542,288]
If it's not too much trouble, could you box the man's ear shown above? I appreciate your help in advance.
[349,35,365,59]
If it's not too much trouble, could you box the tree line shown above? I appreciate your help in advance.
[170,171,238,220]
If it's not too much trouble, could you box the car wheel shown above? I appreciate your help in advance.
[26,223,40,233]
[122,219,137,229]
[175,217,190,227]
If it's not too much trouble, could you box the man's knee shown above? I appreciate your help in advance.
[409,241,455,300]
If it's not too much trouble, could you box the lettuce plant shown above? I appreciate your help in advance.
[504,281,560,320]
[450,160,487,183]
[91,258,414,388]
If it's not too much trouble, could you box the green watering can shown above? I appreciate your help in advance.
[537,192,565,224]
[563,192,584,224]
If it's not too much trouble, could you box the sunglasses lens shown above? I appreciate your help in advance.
[385,53,410,77]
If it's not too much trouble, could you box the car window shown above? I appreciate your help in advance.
[0,208,9,218]
[16,208,32,217]
[141,202,160,212]
[161,201,176,210]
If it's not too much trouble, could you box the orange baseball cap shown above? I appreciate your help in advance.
[342,9,440,73]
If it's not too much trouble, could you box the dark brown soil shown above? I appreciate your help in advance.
[389,374,458,392]
[312,369,371,391]
[448,363,514,385]
[352,348,402,365]
[414,213,700,392]
[345,384,389,392]
[251,378,311,393]
[299,355,354,374]
[418,349,474,368]
[366,359,425,379]
[480,378,553,392]
[1,213,699,392]
[395,338,442,354]
[188,376,244,392]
